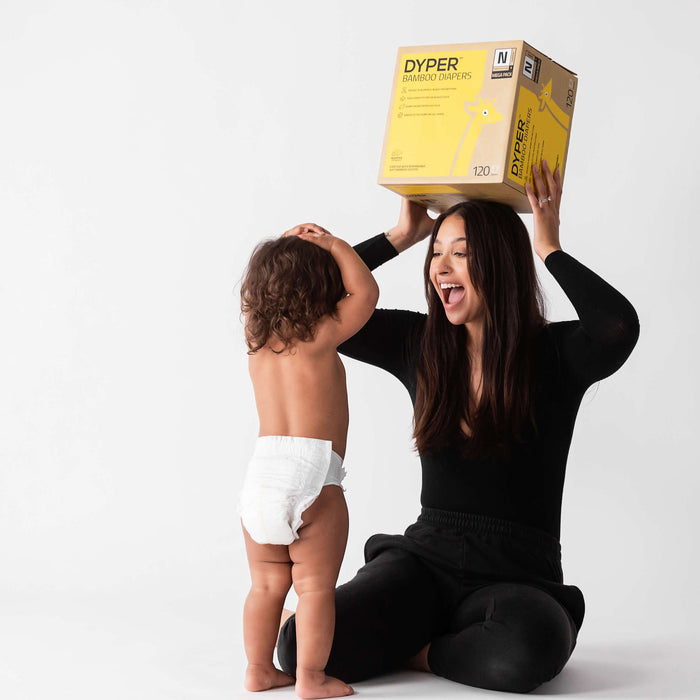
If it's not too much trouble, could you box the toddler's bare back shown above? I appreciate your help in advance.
[249,330,348,459]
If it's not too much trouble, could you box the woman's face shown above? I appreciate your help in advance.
[430,215,484,327]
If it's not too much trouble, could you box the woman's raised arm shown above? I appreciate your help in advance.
[526,161,639,387]
[384,199,435,253]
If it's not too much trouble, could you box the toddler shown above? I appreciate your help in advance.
[238,223,378,698]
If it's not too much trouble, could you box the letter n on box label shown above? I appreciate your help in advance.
[491,47,516,79]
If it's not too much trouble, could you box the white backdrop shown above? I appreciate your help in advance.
[1,1,698,698]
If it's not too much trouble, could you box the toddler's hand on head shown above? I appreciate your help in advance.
[283,223,338,252]
[283,223,331,238]
[298,230,336,252]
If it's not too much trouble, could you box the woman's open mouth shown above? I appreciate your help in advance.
[440,282,465,306]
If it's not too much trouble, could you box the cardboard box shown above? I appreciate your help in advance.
[378,41,577,213]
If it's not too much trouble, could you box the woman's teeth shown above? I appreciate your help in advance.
[439,283,465,305]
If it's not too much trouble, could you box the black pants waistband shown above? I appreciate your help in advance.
[418,508,561,555]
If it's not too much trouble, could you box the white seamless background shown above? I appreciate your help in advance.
[0,1,698,699]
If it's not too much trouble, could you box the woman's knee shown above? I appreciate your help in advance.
[470,641,567,693]
[431,632,571,694]
[429,583,577,693]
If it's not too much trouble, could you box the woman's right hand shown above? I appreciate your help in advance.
[385,198,435,253]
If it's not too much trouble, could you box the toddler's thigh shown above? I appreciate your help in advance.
[241,525,292,594]
[289,486,349,591]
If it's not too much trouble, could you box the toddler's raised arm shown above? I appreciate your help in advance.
[284,224,379,347]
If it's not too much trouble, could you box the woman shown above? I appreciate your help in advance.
[277,162,639,693]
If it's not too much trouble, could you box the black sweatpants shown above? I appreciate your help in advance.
[278,509,584,694]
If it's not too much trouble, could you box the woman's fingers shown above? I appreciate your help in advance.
[528,160,563,261]
[524,182,540,214]
[528,161,562,214]
[541,161,562,221]
[554,166,563,211]
[531,163,550,207]
[542,160,557,201]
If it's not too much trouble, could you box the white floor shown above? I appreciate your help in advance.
[1,589,698,700]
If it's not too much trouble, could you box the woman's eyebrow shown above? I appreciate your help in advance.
[434,237,467,245]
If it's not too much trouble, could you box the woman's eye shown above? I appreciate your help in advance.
[431,252,441,257]
[454,252,467,257]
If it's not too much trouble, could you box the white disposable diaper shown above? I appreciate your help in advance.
[238,436,346,545]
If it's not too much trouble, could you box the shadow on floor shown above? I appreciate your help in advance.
[534,638,699,698]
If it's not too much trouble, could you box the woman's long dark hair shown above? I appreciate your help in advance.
[413,200,547,456]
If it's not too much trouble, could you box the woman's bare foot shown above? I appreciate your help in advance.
[405,643,432,672]
[244,663,295,692]
[295,670,354,699]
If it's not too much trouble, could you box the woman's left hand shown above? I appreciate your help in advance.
[525,160,563,262]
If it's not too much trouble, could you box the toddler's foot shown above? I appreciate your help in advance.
[295,671,354,699]
[244,663,295,692]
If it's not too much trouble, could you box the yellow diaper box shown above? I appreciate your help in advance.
[378,41,577,213]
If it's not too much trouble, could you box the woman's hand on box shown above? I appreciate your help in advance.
[525,160,563,262]
[385,198,435,253]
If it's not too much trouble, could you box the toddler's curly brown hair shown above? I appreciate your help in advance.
[241,236,346,354]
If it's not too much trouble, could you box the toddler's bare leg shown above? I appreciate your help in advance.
[289,485,353,698]
[242,525,295,692]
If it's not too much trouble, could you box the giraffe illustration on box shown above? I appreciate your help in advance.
[538,79,570,130]
[450,96,505,176]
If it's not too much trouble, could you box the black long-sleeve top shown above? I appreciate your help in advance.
[340,234,640,539]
